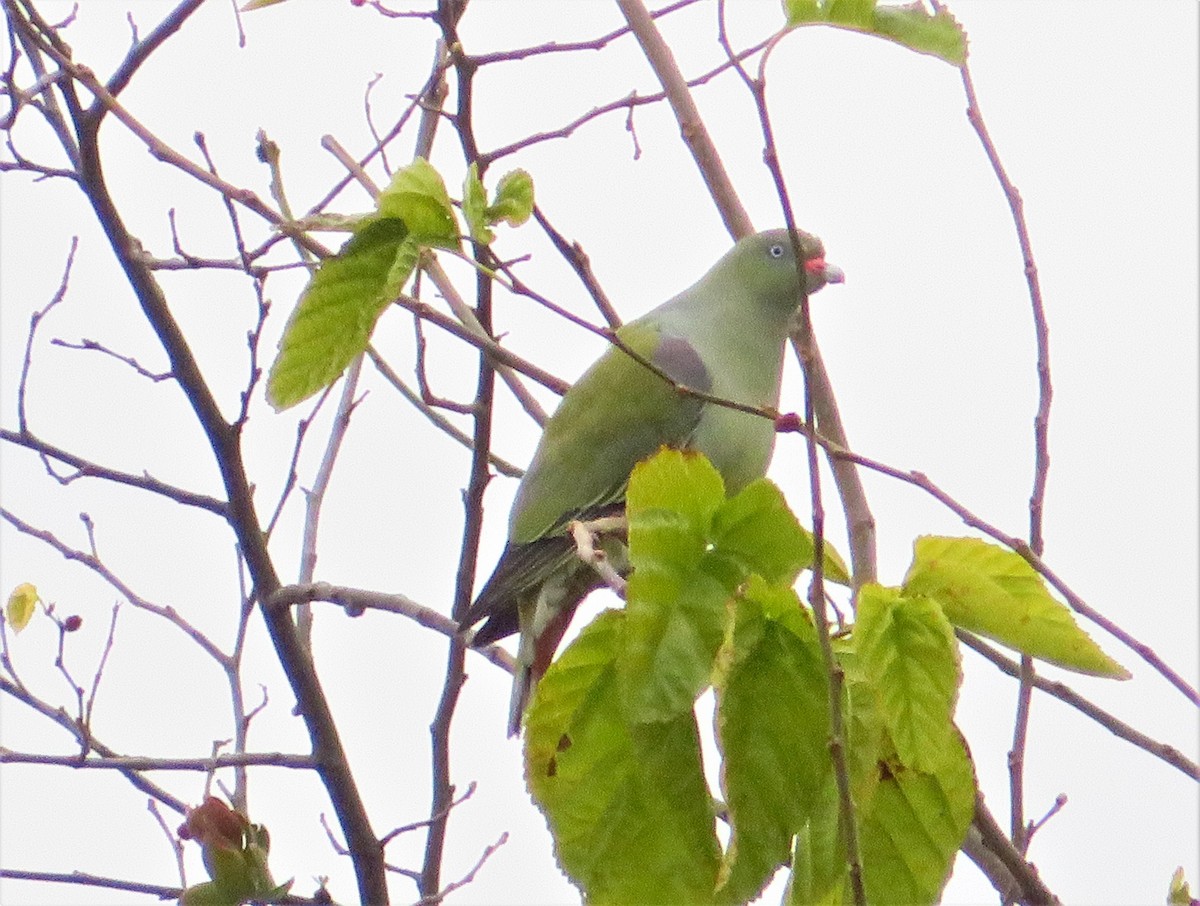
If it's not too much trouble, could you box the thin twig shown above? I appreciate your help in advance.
[934,3,1056,849]
[366,346,523,478]
[0,675,189,813]
[0,428,228,515]
[957,631,1198,780]
[0,749,316,770]
[268,582,515,675]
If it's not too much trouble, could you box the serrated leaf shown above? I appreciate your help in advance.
[787,775,847,906]
[526,611,721,905]
[377,158,459,249]
[385,236,420,300]
[486,168,535,227]
[241,0,290,10]
[622,451,728,723]
[709,479,850,588]
[462,163,493,244]
[266,218,408,410]
[715,578,831,904]
[627,447,726,529]
[783,0,966,66]
[855,584,960,772]
[712,480,804,585]
[903,536,1130,679]
[5,582,39,632]
[859,731,976,904]
[620,567,729,724]
[874,4,966,65]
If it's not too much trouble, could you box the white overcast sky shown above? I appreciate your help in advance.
[1,2,1197,905]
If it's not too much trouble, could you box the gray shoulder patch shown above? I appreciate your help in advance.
[652,334,712,393]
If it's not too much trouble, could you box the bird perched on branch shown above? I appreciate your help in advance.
[461,229,844,735]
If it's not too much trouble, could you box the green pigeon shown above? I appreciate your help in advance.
[461,229,843,735]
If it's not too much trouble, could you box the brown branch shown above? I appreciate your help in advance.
[100,0,204,103]
[470,0,698,66]
[970,790,1060,905]
[16,234,75,436]
[366,346,523,478]
[944,11,1055,850]
[392,294,568,395]
[1,507,230,664]
[532,205,622,329]
[0,869,183,902]
[0,674,189,813]
[480,35,769,167]
[714,9,867,900]
[0,749,316,770]
[49,336,173,381]
[615,0,752,238]
[414,832,509,906]
[0,428,229,515]
[958,631,1199,780]
[0,868,333,905]
[381,781,478,847]
[13,24,327,255]
[813,440,1199,706]
[423,8,486,892]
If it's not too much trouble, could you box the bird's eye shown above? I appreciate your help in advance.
[768,243,785,259]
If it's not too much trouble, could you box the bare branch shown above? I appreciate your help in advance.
[0,749,316,770]
[366,346,524,478]
[958,631,1199,780]
[0,674,189,813]
[616,0,752,238]
[49,336,173,381]
[269,582,515,676]
[1,429,228,514]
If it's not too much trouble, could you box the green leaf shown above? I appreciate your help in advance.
[486,168,535,227]
[621,568,729,724]
[1168,867,1195,906]
[903,536,1130,679]
[385,235,421,300]
[854,584,960,772]
[462,163,492,244]
[859,732,976,904]
[621,450,728,723]
[266,218,408,410]
[786,775,847,906]
[627,447,726,530]
[526,611,721,905]
[377,158,459,249]
[179,880,238,906]
[783,0,967,66]
[6,582,39,632]
[710,479,848,586]
[715,578,832,904]
[874,4,967,65]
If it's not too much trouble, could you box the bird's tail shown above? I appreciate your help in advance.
[506,666,532,738]
[504,597,580,737]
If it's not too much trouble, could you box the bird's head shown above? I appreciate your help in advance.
[729,228,845,305]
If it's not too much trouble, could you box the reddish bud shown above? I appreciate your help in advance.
[63,615,83,632]
[774,412,803,434]
[182,797,248,851]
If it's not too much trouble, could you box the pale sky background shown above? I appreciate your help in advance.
[1,2,1197,905]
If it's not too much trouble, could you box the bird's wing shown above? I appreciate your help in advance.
[462,320,710,641]
[508,319,711,543]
